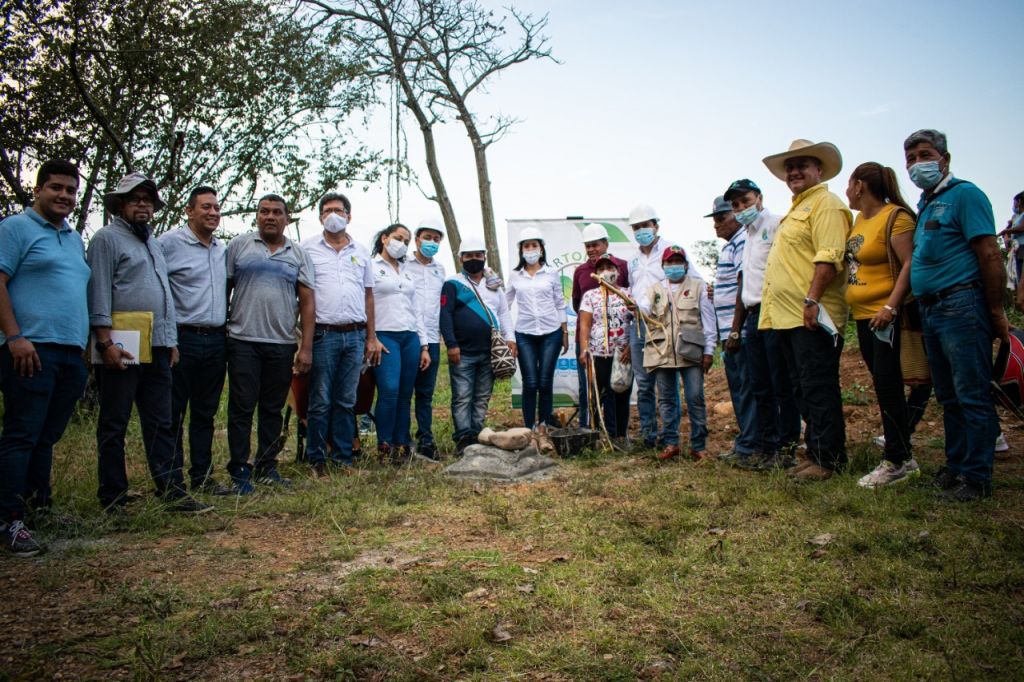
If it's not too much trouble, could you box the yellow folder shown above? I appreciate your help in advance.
[111,311,154,363]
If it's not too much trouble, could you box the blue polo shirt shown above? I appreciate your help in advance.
[0,208,91,348]
[910,176,995,297]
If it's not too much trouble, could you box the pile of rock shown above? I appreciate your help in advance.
[444,427,559,482]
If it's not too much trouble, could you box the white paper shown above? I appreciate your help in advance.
[816,305,841,347]
[90,330,141,365]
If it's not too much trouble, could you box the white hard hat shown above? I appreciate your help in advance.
[459,235,486,254]
[517,226,544,244]
[416,217,445,237]
[628,204,658,226]
[581,223,608,243]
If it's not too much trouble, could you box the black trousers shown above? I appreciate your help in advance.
[777,327,846,470]
[170,328,227,487]
[226,339,295,482]
[591,355,632,438]
[96,347,184,508]
[856,320,921,465]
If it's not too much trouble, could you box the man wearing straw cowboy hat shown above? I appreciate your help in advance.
[760,139,853,481]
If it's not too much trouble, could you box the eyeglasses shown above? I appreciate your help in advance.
[124,195,155,206]
[321,207,348,216]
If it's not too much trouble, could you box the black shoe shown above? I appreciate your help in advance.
[311,462,329,480]
[455,437,477,456]
[417,445,441,462]
[194,478,233,496]
[255,469,292,488]
[736,453,768,470]
[941,478,992,502]
[166,495,215,514]
[642,438,658,450]
[932,466,959,491]
[2,520,44,557]
[752,453,789,472]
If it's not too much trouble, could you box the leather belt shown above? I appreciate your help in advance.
[178,325,226,335]
[917,280,980,307]
[316,322,366,333]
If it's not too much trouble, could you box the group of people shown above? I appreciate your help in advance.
[0,127,1013,559]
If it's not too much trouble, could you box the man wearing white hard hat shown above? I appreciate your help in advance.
[760,139,852,481]
[506,227,567,452]
[300,192,379,478]
[571,223,629,430]
[626,204,679,448]
[406,217,447,460]
[439,236,515,454]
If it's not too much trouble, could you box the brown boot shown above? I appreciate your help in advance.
[690,450,714,464]
[534,424,556,454]
[657,445,680,461]
[786,459,815,477]
[792,463,834,481]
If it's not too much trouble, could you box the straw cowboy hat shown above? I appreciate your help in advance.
[762,139,843,183]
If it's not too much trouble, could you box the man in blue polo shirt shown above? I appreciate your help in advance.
[905,128,1007,501]
[0,160,91,556]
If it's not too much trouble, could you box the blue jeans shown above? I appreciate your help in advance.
[170,328,226,487]
[742,308,801,454]
[920,287,997,484]
[414,343,441,449]
[375,330,420,447]
[629,319,662,442]
[655,366,707,450]
[516,329,563,428]
[0,344,86,521]
[449,352,493,443]
[575,338,590,426]
[722,344,757,455]
[307,328,365,465]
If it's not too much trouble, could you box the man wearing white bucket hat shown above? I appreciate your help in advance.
[760,139,853,481]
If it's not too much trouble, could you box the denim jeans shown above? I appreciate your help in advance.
[96,347,184,508]
[920,287,998,484]
[516,328,563,428]
[655,365,707,450]
[856,320,913,465]
[306,328,365,465]
[375,330,420,447]
[449,352,493,442]
[170,328,226,488]
[629,318,662,442]
[777,327,846,470]
[722,344,757,455]
[226,339,296,482]
[0,344,86,521]
[415,343,441,449]
[591,355,632,437]
[742,308,801,454]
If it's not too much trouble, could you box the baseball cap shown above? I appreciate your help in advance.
[723,178,761,202]
[703,196,732,218]
[661,245,688,263]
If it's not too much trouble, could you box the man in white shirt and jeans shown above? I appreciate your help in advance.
[405,218,447,460]
[301,192,381,476]
[723,179,801,469]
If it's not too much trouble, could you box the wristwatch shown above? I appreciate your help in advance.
[883,304,898,315]
[94,339,114,353]
[727,331,740,341]
[803,297,819,307]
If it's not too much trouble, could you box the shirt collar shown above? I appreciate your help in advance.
[254,232,291,249]
[25,207,72,233]
[182,225,220,247]
[791,183,827,205]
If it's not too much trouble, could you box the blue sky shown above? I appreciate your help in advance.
[295,0,1024,268]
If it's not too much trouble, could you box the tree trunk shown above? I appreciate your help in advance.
[459,112,503,277]
[417,118,462,266]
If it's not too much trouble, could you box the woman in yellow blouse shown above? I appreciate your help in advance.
[845,162,930,488]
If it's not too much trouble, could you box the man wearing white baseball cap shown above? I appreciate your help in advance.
[760,139,852,481]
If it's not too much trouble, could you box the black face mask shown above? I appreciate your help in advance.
[127,220,151,243]
[462,259,485,275]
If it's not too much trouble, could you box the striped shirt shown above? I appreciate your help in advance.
[713,229,746,341]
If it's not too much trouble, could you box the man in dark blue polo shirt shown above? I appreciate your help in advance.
[905,128,1007,501]
[0,160,90,556]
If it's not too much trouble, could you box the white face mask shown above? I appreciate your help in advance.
[599,270,618,283]
[522,249,542,265]
[385,239,408,259]
[323,214,347,233]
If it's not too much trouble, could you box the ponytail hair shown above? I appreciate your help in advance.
[371,223,410,259]
[850,162,916,220]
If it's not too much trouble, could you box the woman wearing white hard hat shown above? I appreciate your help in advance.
[439,236,516,454]
[506,227,568,452]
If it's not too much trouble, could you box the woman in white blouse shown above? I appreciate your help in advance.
[506,227,568,446]
[370,224,430,462]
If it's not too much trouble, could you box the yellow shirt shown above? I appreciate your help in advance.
[759,183,852,331]
[844,204,916,320]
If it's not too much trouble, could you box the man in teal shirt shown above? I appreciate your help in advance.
[0,160,90,557]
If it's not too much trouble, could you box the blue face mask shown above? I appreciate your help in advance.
[663,264,687,281]
[419,240,440,258]
[909,161,943,190]
[634,227,656,247]
[735,205,760,226]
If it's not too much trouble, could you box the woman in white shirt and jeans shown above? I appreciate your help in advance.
[370,224,430,462]
[506,228,568,447]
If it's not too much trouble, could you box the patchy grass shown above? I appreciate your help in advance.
[2,351,1024,680]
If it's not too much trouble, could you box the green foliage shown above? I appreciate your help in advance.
[691,238,721,279]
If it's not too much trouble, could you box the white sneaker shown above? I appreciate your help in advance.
[903,458,921,478]
[858,460,911,489]
[995,433,1010,452]
[873,435,886,448]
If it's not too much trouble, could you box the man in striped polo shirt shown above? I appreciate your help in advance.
[705,196,757,463]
